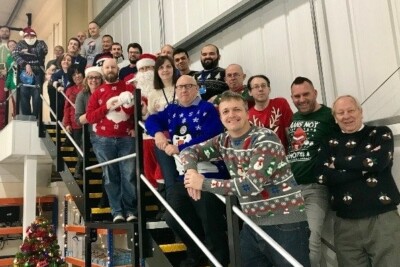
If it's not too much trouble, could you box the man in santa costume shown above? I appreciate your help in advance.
[131,53,163,188]
[86,58,137,223]
[13,26,48,118]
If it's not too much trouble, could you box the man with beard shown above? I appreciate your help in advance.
[13,27,48,118]
[81,21,102,67]
[86,58,137,223]
[131,53,157,98]
[0,26,11,129]
[119,43,142,81]
[193,44,228,100]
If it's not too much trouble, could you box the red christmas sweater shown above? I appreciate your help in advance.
[63,84,83,130]
[86,80,135,137]
[248,98,293,152]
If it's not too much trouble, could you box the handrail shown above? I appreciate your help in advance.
[140,173,223,267]
[59,90,75,108]
[214,194,303,267]
[85,153,136,171]
[40,94,83,157]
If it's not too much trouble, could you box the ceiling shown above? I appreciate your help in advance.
[0,0,19,26]
[1,0,46,39]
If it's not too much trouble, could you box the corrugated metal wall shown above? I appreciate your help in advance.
[95,0,400,122]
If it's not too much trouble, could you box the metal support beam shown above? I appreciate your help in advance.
[6,0,24,26]
[174,0,274,51]
[94,0,130,27]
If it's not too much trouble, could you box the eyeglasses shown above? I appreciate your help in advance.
[87,76,102,80]
[251,83,269,90]
[226,73,241,78]
[176,84,197,90]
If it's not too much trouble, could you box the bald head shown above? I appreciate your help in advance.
[176,75,199,107]
[225,64,246,91]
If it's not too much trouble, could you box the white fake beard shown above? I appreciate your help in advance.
[25,38,37,46]
[135,70,154,97]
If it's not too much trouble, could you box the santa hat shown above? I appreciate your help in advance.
[85,66,102,76]
[20,27,37,37]
[136,53,156,70]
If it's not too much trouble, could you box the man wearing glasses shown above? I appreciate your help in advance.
[247,75,293,152]
[145,75,229,267]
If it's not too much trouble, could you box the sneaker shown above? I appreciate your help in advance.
[126,214,137,222]
[113,215,125,223]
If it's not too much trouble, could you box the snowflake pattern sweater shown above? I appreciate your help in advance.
[181,126,307,226]
[145,97,227,179]
[86,80,134,137]
[315,125,400,219]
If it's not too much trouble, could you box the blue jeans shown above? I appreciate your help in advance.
[154,146,178,199]
[300,183,329,267]
[240,222,311,267]
[20,72,43,117]
[92,136,137,217]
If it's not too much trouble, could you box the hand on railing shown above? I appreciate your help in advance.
[57,86,64,92]
[164,144,179,156]
[65,125,72,134]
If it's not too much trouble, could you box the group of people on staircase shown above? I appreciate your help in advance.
[1,19,399,267]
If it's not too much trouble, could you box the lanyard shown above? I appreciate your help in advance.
[161,86,176,105]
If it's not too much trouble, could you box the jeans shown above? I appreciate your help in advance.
[92,136,137,217]
[300,183,329,267]
[20,72,43,117]
[164,183,229,266]
[240,221,311,267]
[154,146,178,199]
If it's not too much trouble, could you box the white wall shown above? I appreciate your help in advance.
[97,0,400,122]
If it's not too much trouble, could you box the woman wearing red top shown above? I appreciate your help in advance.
[63,67,84,178]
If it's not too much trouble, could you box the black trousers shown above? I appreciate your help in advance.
[165,183,229,266]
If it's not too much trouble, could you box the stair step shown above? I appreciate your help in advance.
[52,137,66,142]
[89,193,103,198]
[47,129,66,134]
[91,205,159,215]
[159,243,187,253]
[76,179,103,185]
[61,147,74,152]
[62,156,98,162]
[69,167,102,173]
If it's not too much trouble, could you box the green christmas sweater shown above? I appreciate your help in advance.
[315,125,400,219]
[181,125,307,226]
[287,105,339,184]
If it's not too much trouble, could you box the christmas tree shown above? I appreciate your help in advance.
[14,217,65,267]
